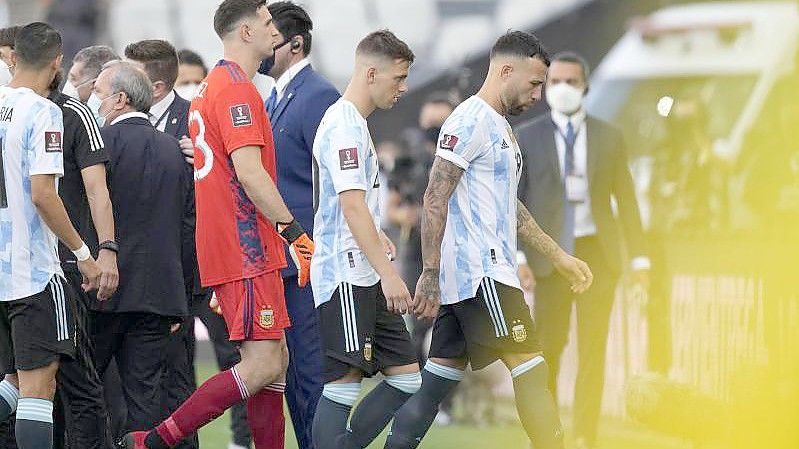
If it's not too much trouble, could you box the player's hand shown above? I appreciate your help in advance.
[96,250,119,301]
[180,135,194,165]
[209,292,222,315]
[382,272,412,315]
[278,220,315,288]
[379,230,397,261]
[552,251,593,294]
[413,267,441,320]
[77,257,102,296]
[518,263,535,293]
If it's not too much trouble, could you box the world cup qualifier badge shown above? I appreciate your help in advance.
[259,307,274,329]
[511,320,528,343]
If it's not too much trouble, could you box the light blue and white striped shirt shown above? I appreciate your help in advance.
[311,99,381,306]
[0,86,65,301]
[436,95,524,304]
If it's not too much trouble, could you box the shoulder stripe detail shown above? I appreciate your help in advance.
[64,98,104,152]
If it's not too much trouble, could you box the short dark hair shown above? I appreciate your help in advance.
[14,22,62,69]
[268,1,313,56]
[356,30,414,64]
[125,39,179,90]
[214,0,267,39]
[0,26,20,49]
[178,49,208,76]
[490,30,550,66]
[552,51,590,82]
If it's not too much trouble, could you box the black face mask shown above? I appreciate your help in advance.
[257,38,293,76]
[423,126,442,144]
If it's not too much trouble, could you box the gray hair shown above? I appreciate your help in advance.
[101,60,153,112]
[552,51,591,83]
[72,45,120,80]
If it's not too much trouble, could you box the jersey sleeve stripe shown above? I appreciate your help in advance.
[64,98,104,152]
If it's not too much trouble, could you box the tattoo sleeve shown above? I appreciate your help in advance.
[420,157,464,271]
[516,199,563,259]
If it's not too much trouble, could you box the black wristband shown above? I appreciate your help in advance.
[278,220,305,244]
[98,240,119,253]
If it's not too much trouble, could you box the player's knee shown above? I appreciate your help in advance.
[322,381,362,407]
[17,362,58,400]
[385,371,422,394]
[509,354,548,381]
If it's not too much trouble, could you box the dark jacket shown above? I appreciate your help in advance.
[96,115,194,317]
[269,64,340,277]
[516,114,646,276]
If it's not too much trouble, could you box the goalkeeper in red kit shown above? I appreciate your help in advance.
[120,1,313,448]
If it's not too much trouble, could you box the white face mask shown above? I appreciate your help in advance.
[62,80,79,99]
[545,82,584,115]
[0,64,11,87]
[175,83,199,100]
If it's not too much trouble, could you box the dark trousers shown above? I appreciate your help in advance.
[534,236,619,446]
[159,318,199,449]
[52,269,113,449]
[92,312,172,436]
[188,290,251,447]
[283,275,323,449]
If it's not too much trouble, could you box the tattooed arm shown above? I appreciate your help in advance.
[516,199,594,293]
[413,157,464,319]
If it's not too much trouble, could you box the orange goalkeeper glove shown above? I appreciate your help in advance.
[278,220,315,287]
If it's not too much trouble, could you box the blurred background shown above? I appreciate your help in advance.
[4,0,797,448]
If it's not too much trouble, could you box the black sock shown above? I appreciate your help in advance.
[0,380,18,423]
[312,395,353,449]
[512,359,564,449]
[339,381,413,449]
[15,398,53,449]
[384,368,461,449]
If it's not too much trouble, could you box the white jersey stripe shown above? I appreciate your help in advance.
[64,98,103,151]
[480,278,502,338]
[347,283,360,351]
[487,278,509,336]
[55,276,68,341]
[339,284,353,352]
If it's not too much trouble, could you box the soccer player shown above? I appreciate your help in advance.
[120,1,314,449]
[310,30,421,449]
[0,22,102,449]
[384,31,594,449]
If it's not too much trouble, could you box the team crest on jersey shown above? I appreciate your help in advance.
[439,134,458,150]
[45,131,62,153]
[259,307,274,329]
[511,320,527,343]
[363,340,373,362]
[230,104,252,127]
[339,148,359,170]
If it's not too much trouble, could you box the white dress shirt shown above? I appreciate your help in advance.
[111,111,149,126]
[148,90,175,132]
[551,109,650,270]
[273,58,310,104]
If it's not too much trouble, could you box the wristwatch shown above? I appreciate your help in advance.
[98,240,119,254]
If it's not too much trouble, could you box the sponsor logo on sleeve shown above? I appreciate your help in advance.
[229,104,253,127]
[439,134,459,150]
[338,148,359,170]
[45,131,62,152]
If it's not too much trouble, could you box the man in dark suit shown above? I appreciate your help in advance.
[124,39,201,449]
[88,60,193,438]
[516,52,648,449]
[260,3,340,447]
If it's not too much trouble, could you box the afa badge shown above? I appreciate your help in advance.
[259,307,274,329]
[363,339,373,362]
[511,320,527,343]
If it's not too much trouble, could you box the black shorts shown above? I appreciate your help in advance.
[0,274,77,374]
[429,277,541,370]
[318,282,417,383]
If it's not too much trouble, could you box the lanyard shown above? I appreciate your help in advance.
[153,95,177,130]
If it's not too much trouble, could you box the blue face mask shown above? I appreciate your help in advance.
[257,37,293,76]
[87,92,115,127]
